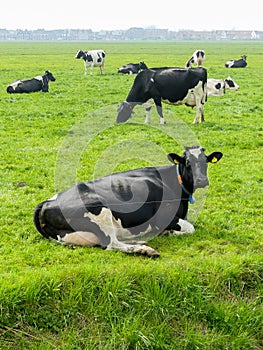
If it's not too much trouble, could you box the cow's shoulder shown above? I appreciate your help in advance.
[34,76,43,82]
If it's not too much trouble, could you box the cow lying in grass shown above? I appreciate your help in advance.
[225,55,247,68]
[34,146,223,257]
[207,77,239,96]
[7,70,56,93]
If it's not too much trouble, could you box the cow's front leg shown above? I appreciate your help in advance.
[154,99,166,124]
[144,104,152,124]
[193,102,205,124]
[90,64,94,76]
[162,218,195,236]
[107,240,160,257]
[155,105,166,124]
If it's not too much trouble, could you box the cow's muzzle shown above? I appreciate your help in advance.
[116,102,132,123]
[194,177,209,189]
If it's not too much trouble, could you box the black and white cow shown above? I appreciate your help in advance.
[7,70,56,93]
[225,55,247,68]
[185,50,205,68]
[75,49,106,75]
[34,146,223,257]
[116,67,207,124]
[207,77,239,96]
[118,61,148,74]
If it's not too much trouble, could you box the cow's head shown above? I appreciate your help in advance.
[139,61,148,70]
[75,50,85,59]
[45,70,56,82]
[225,76,239,90]
[168,146,223,191]
[116,101,134,123]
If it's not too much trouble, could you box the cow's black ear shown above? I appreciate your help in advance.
[167,153,185,164]
[206,152,223,163]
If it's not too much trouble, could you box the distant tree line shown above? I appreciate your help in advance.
[0,27,262,41]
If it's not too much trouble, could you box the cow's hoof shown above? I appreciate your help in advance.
[127,244,160,257]
[142,246,160,257]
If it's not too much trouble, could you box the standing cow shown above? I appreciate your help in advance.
[75,49,106,75]
[185,50,206,68]
[7,70,56,93]
[225,55,247,68]
[34,146,223,257]
[118,62,148,74]
[116,67,207,124]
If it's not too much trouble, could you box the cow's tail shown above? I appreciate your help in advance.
[34,201,51,239]
[6,86,14,93]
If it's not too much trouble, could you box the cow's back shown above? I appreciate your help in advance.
[152,68,207,102]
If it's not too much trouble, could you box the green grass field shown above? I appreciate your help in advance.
[0,41,262,349]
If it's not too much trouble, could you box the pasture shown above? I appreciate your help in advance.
[0,41,262,349]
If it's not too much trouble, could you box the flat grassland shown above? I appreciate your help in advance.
[0,41,262,349]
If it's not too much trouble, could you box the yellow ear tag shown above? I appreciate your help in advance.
[173,159,179,164]
[211,157,218,163]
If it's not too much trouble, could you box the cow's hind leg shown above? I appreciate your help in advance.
[59,231,100,247]
[87,208,160,257]
[100,62,105,75]
[193,84,206,123]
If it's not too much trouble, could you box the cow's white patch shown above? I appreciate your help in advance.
[34,76,43,81]
[60,231,100,246]
[161,80,206,124]
[177,219,195,233]
[49,193,58,201]
[161,80,205,114]
[225,60,234,68]
[85,208,159,256]
[189,147,202,158]
[9,80,21,89]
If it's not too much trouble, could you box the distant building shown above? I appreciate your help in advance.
[0,27,262,41]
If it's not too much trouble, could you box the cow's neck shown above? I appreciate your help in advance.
[176,164,195,204]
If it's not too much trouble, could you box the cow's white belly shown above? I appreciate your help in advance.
[162,80,204,108]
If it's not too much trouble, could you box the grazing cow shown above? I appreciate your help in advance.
[7,70,56,94]
[118,61,148,74]
[207,77,239,96]
[75,49,106,75]
[116,67,207,125]
[225,55,247,68]
[185,50,205,68]
[34,146,223,257]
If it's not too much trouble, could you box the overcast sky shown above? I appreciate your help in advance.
[1,0,262,31]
